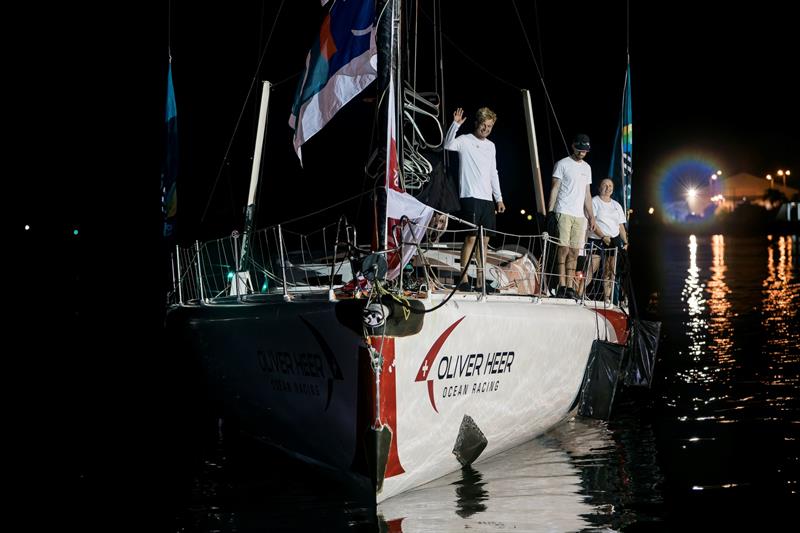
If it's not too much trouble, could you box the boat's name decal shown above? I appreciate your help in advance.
[257,349,327,399]
[257,349,327,378]
[415,317,514,412]
[436,351,514,380]
[253,317,345,411]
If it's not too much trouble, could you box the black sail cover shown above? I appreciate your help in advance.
[578,340,625,420]
[624,319,661,388]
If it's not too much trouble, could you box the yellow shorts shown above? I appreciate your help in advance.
[556,213,586,249]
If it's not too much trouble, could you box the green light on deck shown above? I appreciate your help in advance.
[227,271,235,281]
[73,228,79,236]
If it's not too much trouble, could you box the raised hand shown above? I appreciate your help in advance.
[453,107,466,125]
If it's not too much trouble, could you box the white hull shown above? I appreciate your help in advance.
[373,294,625,501]
[167,292,628,503]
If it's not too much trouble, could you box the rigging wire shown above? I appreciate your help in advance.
[510,0,568,155]
[200,0,287,226]
[531,0,557,178]
[433,0,448,175]
[167,0,172,62]
[420,11,521,92]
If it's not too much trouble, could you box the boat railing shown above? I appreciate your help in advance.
[169,216,356,304]
[416,218,624,305]
[169,212,625,307]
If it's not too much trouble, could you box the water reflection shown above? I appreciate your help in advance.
[707,235,733,365]
[452,466,487,518]
[658,233,800,504]
[679,234,714,383]
[762,235,799,374]
[178,411,664,532]
[378,416,662,532]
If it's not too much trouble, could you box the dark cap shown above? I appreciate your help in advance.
[572,134,591,151]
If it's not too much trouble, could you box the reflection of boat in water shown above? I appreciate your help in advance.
[166,0,649,505]
[173,395,664,532]
[378,417,616,532]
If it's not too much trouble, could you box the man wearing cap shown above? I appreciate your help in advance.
[546,133,596,298]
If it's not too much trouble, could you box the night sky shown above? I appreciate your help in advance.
[16,1,798,244]
[149,0,797,239]
[12,0,798,525]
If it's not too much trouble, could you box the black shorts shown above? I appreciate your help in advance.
[588,236,623,255]
[459,197,496,231]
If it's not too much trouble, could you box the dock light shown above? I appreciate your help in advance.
[527,214,532,220]
[648,207,655,215]
[686,187,698,199]
[25,224,30,231]
[520,209,526,215]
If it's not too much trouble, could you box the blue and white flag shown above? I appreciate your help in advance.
[609,63,632,217]
[289,0,377,161]
[161,62,178,239]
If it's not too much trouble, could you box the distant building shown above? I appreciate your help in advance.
[715,173,798,212]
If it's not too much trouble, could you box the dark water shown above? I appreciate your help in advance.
[173,233,798,532]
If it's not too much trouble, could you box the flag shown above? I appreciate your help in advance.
[161,62,178,239]
[609,62,632,217]
[386,189,434,280]
[289,0,377,161]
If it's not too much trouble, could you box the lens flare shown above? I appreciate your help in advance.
[655,151,725,226]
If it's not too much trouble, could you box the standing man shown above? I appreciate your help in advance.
[547,133,595,298]
[445,107,506,292]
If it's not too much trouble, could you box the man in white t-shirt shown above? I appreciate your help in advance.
[546,133,596,298]
[586,178,628,303]
[445,106,506,292]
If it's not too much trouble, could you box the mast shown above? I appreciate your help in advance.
[235,80,271,295]
[375,0,402,252]
[522,89,546,216]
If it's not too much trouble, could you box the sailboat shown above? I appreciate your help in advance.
[165,0,645,503]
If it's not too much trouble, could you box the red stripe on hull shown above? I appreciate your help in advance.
[593,309,630,345]
[369,336,405,478]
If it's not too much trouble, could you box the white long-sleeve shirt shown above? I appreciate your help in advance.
[444,122,502,202]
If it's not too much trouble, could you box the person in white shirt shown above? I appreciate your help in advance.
[546,133,596,298]
[586,178,628,303]
[445,106,506,292]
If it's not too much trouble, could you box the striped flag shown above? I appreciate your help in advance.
[289,0,377,161]
[609,62,632,217]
